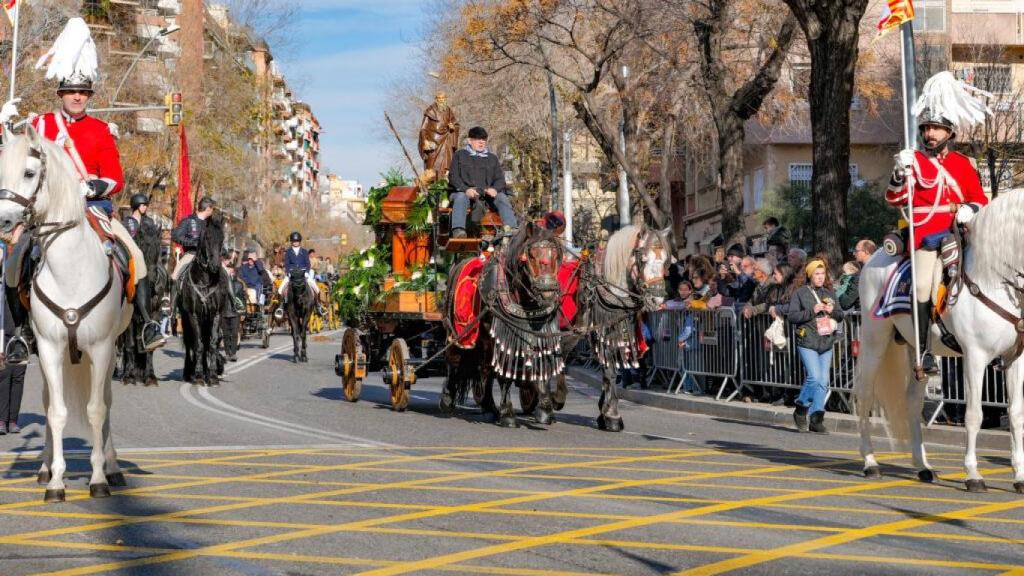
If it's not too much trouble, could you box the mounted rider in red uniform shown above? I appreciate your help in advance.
[3,21,165,363]
[885,74,990,374]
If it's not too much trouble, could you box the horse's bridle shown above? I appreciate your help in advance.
[0,144,77,243]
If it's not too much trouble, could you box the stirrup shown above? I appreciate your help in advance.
[4,336,30,366]
[142,322,166,352]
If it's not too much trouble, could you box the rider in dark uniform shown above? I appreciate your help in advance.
[171,197,216,281]
[122,193,156,239]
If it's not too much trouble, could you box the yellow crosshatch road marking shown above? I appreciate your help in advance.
[1,445,1020,576]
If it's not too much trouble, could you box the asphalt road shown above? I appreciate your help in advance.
[0,330,1022,575]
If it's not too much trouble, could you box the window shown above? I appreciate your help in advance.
[791,63,811,99]
[789,163,813,190]
[788,163,860,189]
[743,175,752,213]
[972,65,1012,94]
[753,168,766,210]
[913,0,947,32]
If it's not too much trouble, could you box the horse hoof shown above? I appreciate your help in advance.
[597,416,624,432]
[144,377,158,387]
[497,416,518,428]
[37,471,51,485]
[1014,482,1024,495]
[864,466,882,479]
[89,483,111,498]
[536,411,556,426]
[966,479,987,493]
[43,489,65,503]
[438,397,454,416]
[106,472,126,487]
[208,379,220,388]
[918,469,935,483]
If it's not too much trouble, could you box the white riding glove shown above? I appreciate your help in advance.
[956,204,979,225]
[0,97,21,124]
[894,148,916,172]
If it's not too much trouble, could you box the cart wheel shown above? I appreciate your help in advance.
[387,338,413,412]
[341,328,363,402]
[261,328,270,349]
[519,384,539,415]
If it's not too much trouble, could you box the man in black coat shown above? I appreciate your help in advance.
[447,126,518,238]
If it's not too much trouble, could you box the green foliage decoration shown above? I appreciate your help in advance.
[363,168,409,227]
[331,244,393,325]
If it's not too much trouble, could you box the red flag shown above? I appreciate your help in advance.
[877,0,915,37]
[3,0,17,25]
[176,122,192,224]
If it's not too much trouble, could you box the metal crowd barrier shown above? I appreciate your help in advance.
[641,307,1009,426]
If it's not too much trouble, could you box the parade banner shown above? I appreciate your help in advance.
[176,122,192,223]
[878,0,915,37]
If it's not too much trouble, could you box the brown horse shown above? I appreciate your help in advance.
[441,222,564,427]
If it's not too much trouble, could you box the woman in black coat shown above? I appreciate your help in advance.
[787,259,844,433]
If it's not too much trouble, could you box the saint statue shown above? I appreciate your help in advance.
[417,91,460,183]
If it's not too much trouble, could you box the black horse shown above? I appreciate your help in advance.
[284,268,313,363]
[442,223,564,427]
[116,220,167,387]
[177,217,226,385]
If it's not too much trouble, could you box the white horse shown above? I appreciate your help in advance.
[857,190,1024,494]
[0,128,131,502]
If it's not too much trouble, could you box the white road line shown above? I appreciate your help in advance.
[178,383,362,444]
[196,387,393,448]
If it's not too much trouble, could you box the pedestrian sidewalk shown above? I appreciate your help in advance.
[568,366,1011,451]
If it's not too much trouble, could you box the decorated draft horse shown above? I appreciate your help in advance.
[116,219,165,386]
[284,268,314,363]
[441,222,564,427]
[857,72,1024,494]
[177,217,226,386]
[0,130,133,502]
[547,224,668,431]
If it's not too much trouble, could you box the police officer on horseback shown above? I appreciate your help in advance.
[3,33,167,362]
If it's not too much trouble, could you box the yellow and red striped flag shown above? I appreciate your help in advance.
[3,0,19,25]
[877,0,915,37]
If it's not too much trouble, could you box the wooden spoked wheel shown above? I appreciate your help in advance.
[341,328,363,402]
[388,338,412,411]
[518,384,539,415]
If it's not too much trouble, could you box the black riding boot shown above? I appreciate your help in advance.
[134,281,166,352]
[917,301,938,375]
[4,285,31,366]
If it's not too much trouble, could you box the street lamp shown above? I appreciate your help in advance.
[110,24,182,106]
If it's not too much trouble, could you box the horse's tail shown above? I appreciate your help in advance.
[855,323,914,452]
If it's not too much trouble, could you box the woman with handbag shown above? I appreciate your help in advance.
[787,259,844,433]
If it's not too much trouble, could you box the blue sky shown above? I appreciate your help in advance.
[279,1,426,190]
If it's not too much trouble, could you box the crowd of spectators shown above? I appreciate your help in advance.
[634,217,880,432]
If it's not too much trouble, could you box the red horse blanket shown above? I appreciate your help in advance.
[452,257,485,348]
[558,261,580,330]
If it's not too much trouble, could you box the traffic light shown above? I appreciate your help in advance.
[164,92,183,127]
[341,233,348,246]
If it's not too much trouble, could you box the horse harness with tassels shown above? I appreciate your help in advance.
[0,144,122,365]
[961,270,1024,365]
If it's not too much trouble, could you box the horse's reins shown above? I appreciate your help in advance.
[0,143,118,365]
[961,270,1024,365]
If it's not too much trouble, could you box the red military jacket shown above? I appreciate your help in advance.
[30,111,124,197]
[885,150,988,249]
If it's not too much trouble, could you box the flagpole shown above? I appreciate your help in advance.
[8,1,19,102]
[900,19,924,372]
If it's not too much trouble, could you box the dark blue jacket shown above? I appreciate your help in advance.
[171,215,206,252]
[238,261,265,291]
[284,247,311,273]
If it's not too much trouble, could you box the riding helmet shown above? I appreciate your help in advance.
[130,193,149,211]
[289,231,302,242]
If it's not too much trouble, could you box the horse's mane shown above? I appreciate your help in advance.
[137,220,160,269]
[603,224,643,289]
[2,132,84,227]
[969,189,1024,286]
[198,216,224,272]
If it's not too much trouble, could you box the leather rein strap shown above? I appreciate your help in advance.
[961,270,1024,364]
[32,263,115,365]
